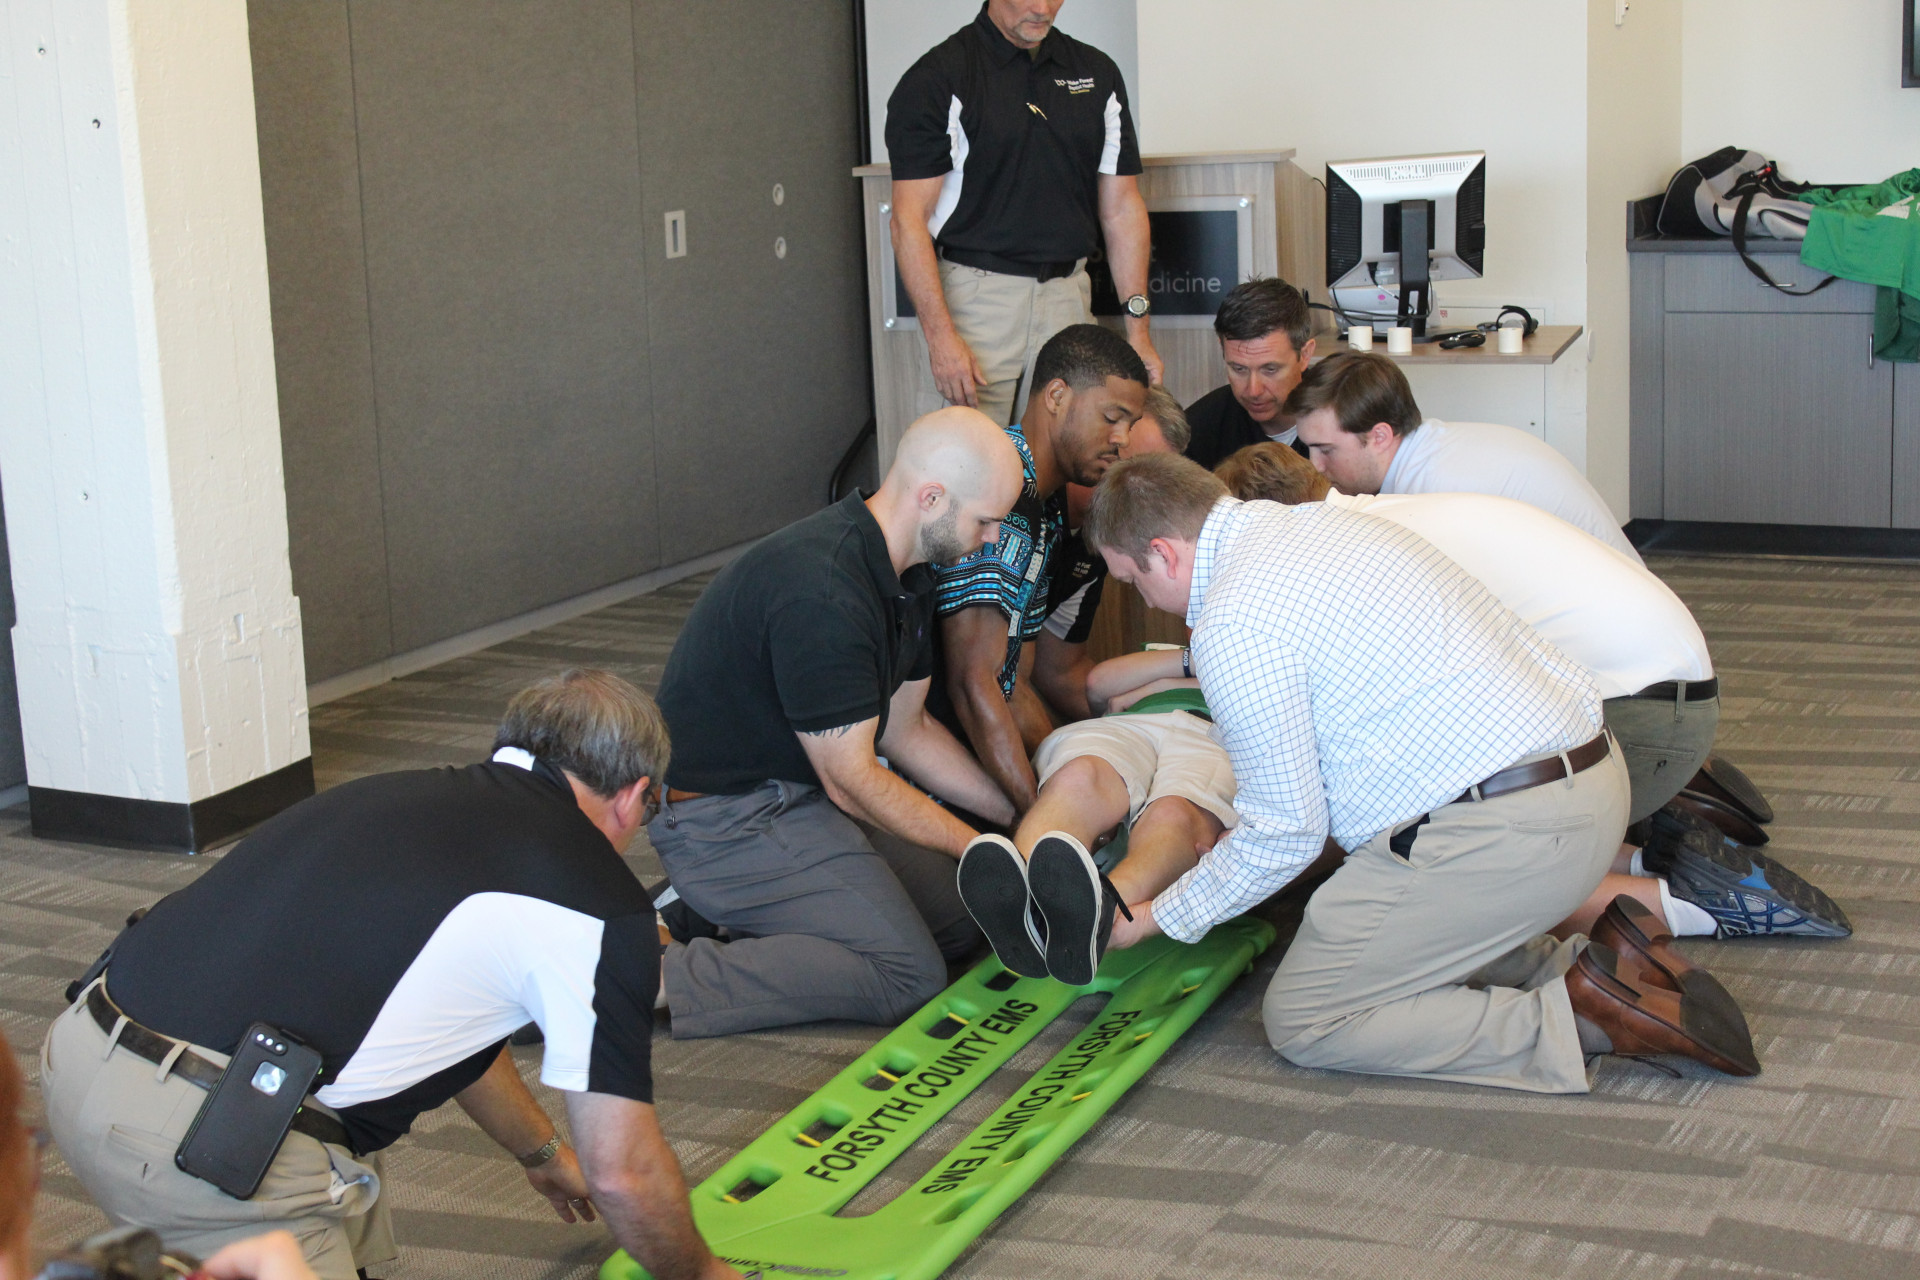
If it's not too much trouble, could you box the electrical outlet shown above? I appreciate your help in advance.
[664,209,687,259]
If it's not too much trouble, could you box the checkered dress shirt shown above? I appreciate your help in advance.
[1151,497,1603,942]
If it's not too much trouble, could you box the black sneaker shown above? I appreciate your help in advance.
[957,835,1048,978]
[1027,831,1131,987]
[1645,807,1851,938]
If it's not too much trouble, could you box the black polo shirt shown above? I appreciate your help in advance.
[656,493,936,795]
[1042,529,1107,645]
[885,5,1141,266]
[1184,384,1311,471]
[109,756,658,1155]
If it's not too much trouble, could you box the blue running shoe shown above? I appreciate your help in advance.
[1644,807,1851,939]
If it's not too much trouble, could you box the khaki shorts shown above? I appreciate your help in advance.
[1033,711,1238,830]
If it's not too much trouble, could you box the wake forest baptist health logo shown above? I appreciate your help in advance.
[1055,77,1095,93]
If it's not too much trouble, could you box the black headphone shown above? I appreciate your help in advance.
[1478,305,1538,338]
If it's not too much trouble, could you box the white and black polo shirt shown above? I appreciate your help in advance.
[106,751,659,1154]
[885,4,1142,268]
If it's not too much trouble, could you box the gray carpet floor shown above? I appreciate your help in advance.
[12,553,1920,1280]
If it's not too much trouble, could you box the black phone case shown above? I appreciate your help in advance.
[174,1023,324,1199]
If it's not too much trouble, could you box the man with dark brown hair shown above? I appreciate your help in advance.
[1183,277,1318,469]
[1289,350,1641,561]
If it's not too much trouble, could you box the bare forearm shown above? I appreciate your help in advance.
[455,1045,555,1158]
[1087,649,1185,715]
[1033,647,1094,723]
[881,715,1016,828]
[834,756,981,856]
[891,216,958,340]
[570,1094,733,1280]
[950,676,1038,813]
[1101,197,1154,348]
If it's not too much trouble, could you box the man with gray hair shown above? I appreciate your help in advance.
[1069,454,1758,1088]
[44,669,742,1280]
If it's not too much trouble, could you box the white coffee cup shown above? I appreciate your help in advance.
[1386,326,1414,354]
[1348,326,1374,352]
[1497,325,1526,354]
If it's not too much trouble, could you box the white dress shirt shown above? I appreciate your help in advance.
[1153,497,1602,942]
[1324,492,1712,698]
[1380,419,1642,563]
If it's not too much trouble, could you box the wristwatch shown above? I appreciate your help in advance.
[518,1133,563,1168]
[1124,293,1151,318]
[1180,647,1192,678]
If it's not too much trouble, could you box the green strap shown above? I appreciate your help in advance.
[1114,687,1212,720]
[601,920,1273,1280]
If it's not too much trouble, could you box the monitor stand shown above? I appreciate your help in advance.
[1396,198,1432,337]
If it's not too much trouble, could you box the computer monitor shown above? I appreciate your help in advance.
[1325,151,1486,337]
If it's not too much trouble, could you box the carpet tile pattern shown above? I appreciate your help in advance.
[12,553,1920,1279]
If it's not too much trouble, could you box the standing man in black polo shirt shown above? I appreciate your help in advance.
[43,670,740,1280]
[650,409,1023,1038]
[1184,277,1319,469]
[887,0,1161,428]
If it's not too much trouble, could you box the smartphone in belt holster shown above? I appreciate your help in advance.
[174,1023,324,1198]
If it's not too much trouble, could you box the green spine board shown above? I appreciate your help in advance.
[602,917,1273,1280]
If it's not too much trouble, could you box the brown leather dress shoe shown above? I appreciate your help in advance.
[1590,895,1754,1047]
[1567,942,1760,1076]
[1667,790,1769,846]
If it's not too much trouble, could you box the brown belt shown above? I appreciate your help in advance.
[85,983,353,1151]
[665,787,708,804]
[1455,732,1611,804]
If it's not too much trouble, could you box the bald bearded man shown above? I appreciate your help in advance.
[651,409,1025,1037]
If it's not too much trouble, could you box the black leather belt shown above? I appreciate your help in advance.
[1456,732,1611,804]
[1629,678,1718,702]
[86,983,352,1152]
[940,245,1080,283]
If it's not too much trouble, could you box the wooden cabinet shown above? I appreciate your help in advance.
[1630,241,1904,529]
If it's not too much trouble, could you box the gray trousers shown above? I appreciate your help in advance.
[1264,746,1630,1094]
[650,781,980,1038]
[1604,688,1720,823]
[41,988,394,1280]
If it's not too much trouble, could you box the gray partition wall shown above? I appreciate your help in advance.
[249,1,870,683]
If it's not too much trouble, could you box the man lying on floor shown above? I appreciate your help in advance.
[1215,441,1849,944]
[963,452,1757,1090]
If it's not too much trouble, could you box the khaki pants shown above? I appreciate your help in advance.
[1263,747,1630,1094]
[41,990,395,1280]
[921,259,1093,427]
[1604,690,1720,823]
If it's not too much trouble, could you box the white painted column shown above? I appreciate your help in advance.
[0,0,310,849]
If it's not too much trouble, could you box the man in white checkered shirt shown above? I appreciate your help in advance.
[1080,454,1750,1091]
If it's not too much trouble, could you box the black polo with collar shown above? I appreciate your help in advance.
[1184,384,1312,471]
[885,4,1141,266]
[655,492,936,795]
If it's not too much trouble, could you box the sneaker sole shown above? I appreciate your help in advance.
[1647,822,1851,938]
[1028,835,1104,987]
[957,837,1048,979]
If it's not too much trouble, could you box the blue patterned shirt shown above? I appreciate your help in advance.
[932,427,1067,697]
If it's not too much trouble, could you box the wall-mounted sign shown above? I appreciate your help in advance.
[881,193,1255,331]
